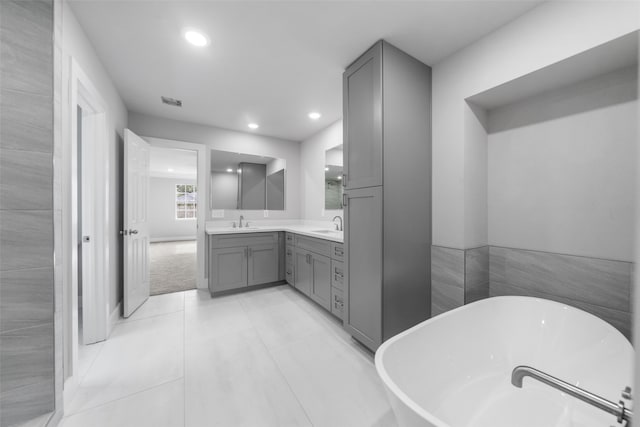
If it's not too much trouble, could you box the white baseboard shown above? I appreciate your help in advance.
[108,302,121,337]
[150,236,196,243]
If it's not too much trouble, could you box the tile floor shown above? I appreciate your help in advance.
[59,285,398,427]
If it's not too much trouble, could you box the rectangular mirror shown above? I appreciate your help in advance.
[210,150,286,210]
[325,144,343,209]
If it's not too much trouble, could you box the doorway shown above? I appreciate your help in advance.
[148,146,199,295]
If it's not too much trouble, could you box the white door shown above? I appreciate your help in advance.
[79,107,95,344]
[123,129,150,317]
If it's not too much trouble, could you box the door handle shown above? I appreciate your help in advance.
[129,229,138,235]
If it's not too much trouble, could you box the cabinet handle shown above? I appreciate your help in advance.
[306,254,311,264]
[342,173,347,187]
[343,193,348,206]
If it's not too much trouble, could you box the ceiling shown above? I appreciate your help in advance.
[149,146,197,179]
[69,0,544,142]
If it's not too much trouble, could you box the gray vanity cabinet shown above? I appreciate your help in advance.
[247,243,278,286]
[343,42,383,190]
[209,232,280,295]
[294,248,312,296]
[209,247,248,292]
[343,40,432,351]
[344,186,383,349]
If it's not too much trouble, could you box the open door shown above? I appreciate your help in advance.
[123,129,150,317]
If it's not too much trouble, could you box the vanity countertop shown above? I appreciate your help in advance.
[206,224,343,243]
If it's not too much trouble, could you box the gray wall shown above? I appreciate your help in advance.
[0,0,57,425]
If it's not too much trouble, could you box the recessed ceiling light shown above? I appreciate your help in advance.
[168,168,174,172]
[184,29,209,47]
[226,168,233,173]
[248,123,259,129]
[308,112,321,120]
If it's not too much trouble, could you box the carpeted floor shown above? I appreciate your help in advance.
[150,240,197,295]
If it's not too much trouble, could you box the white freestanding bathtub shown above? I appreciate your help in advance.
[375,296,634,427]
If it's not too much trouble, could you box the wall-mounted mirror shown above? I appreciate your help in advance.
[324,144,343,210]
[210,150,286,210]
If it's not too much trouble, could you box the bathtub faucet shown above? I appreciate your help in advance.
[511,365,633,425]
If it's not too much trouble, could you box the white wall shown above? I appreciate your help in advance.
[300,119,343,221]
[128,112,301,221]
[149,177,197,241]
[432,1,640,249]
[488,68,637,262]
[62,2,128,315]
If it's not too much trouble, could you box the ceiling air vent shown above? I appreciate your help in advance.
[161,96,182,107]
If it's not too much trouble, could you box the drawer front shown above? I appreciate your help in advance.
[285,263,294,285]
[285,244,294,265]
[331,260,344,290]
[210,232,277,249]
[331,242,344,261]
[331,286,344,319]
[295,235,331,257]
[285,232,295,245]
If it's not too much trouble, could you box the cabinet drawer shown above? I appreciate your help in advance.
[295,235,331,257]
[285,263,294,285]
[285,232,295,245]
[331,242,344,261]
[331,286,344,319]
[285,244,294,265]
[331,260,344,290]
[210,232,277,249]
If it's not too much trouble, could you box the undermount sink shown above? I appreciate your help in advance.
[311,229,341,234]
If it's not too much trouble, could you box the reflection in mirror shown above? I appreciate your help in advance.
[325,144,343,210]
[210,150,285,210]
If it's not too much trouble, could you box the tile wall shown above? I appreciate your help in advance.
[0,0,57,425]
[431,244,632,338]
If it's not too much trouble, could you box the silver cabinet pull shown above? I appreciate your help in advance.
[342,173,347,187]
[342,193,348,206]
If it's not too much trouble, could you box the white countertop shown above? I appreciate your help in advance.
[206,224,343,243]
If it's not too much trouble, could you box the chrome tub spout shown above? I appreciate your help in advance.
[512,365,633,425]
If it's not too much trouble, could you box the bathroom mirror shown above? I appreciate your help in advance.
[210,149,285,210]
[324,144,343,209]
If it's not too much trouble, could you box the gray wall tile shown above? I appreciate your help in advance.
[0,268,53,333]
[490,280,631,339]
[0,210,53,271]
[0,149,53,210]
[0,323,54,391]
[490,246,631,312]
[432,282,464,316]
[465,246,489,304]
[0,378,54,427]
[0,89,53,153]
[431,246,465,315]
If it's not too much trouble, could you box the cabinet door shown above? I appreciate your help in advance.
[248,243,278,286]
[294,248,312,296]
[310,254,331,310]
[209,247,248,293]
[344,186,383,351]
[343,42,382,190]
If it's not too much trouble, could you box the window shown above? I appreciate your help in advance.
[176,184,197,219]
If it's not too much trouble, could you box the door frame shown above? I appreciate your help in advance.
[144,137,207,289]
[63,58,110,401]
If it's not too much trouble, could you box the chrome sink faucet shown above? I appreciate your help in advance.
[239,215,244,228]
[332,215,343,231]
